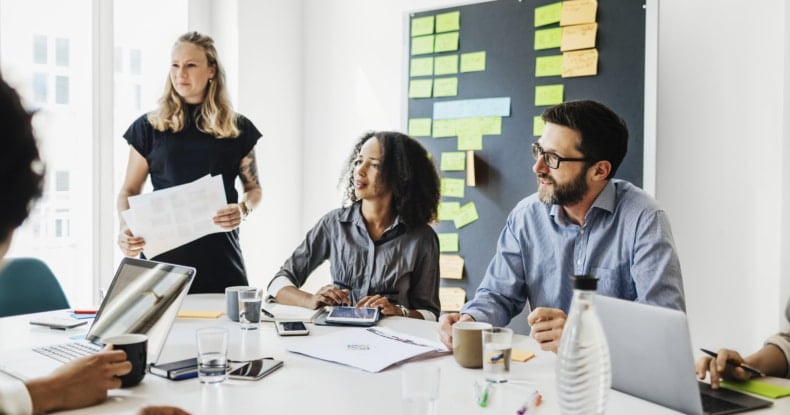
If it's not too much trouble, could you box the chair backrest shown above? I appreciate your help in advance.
[0,257,70,317]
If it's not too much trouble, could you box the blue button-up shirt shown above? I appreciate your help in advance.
[461,179,686,327]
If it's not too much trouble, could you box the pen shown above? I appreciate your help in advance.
[261,308,275,319]
[73,309,97,315]
[700,348,765,377]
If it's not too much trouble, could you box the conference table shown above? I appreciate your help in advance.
[1,294,788,414]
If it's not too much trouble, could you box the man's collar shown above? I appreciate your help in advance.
[549,180,615,221]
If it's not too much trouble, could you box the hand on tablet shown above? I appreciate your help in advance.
[356,294,399,317]
[309,285,351,308]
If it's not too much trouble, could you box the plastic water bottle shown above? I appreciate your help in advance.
[556,276,611,415]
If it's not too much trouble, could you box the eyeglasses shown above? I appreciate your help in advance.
[531,142,592,169]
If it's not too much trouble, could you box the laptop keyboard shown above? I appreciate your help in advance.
[33,342,102,363]
[700,392,745,413]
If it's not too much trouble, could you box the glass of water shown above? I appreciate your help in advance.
[196,327,229,384]
[237,288,262,330]
[482,327,513,383]
[401,363,440,415]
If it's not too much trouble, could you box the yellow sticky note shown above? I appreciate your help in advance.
[536,55,563,77]
[178,310,224,319]
[438,233,459,253]
[479,116,502,135]
[441,152,466,171]
[458,134,482,151]
[535,84,564,106]
[561,23,597,52]
[439,287,466,311]
[460,51,486,72]
[434,77,458,97]
[410,57,434,77]
[412,35,435,55]
[439,255,465,280]
[434,55,459,75]
[434,32,459,53]
[454,202,479,229]
[562,48,598,78]
[436,11,460,33]
[535,2,562,27]
[456,118,481,136]
[441,178,465,198]
[533,116,545,136]
[535,27,562,50]
[560,0,597,27]
[512,349,536,362]
[438,201,461,221]
[433,119,457,138]
[408,118,432,137]
[411,15,435,37]
[409,79,433,98]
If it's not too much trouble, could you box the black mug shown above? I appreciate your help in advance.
[104,334,148,387]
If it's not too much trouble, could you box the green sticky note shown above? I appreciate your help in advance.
[410,57,434,77]
[535,27,562,50]
[458,134,483,151]
[434,77,458,97]
[460,51,486,72]
[720,380,790,399]
[411,16,434,37]
[408,118,432,137]
[454,202,479,229]
[536,55,563,77]
[535,84,564,106]
[434,32,459,53]
[433,119,457,138]
[412,35,435,55]
[409,79,433,98]
[456,118,481,136]
[434,55,458,75]
[533,115,546,136]
[441,152,466,171]
[479,116,502,135]
[438,233,459,253]
[441,178,465,198]
[438,201,461,221]
[535,2,562,27]
[436,11,460,33]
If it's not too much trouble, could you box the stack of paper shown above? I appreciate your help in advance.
[261,302,323,322]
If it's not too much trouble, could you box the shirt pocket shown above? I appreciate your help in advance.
[591,266,636,301]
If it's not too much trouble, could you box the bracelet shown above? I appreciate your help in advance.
[239,201,250,220]
[398,305,408,317]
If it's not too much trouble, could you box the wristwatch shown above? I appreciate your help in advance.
[239,200,251,220]
[398,304,408,317]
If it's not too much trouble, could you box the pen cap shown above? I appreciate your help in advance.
[572,275,598,291]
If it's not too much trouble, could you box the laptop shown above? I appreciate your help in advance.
[595,295,773,415]
[0,257,195,381]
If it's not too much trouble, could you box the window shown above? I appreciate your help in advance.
[55,75,69,104]
[33,35,47,64]
[55,38,69,67]
[32,72,48,103]
[55,171,70,192]
[129,49,141,75]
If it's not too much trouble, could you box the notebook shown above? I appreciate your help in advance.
[0,257,195,381]
[594,295,773,415]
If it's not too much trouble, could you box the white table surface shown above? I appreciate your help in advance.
[1,294,788,414]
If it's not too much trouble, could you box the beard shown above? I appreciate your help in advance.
[537,169,588,205]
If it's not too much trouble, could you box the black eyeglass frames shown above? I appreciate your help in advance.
[530,142,592,169]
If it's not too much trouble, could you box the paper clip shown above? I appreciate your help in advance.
[516,389,542,415]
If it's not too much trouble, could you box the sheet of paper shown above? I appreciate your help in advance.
[441,178,465,198]
[460,51,486,72]
[453,202,479,229]
[536,54,563,77]
[438,202,461,221]
[560,0,597,27]
[561,22,597,52]
[438,233,459,253]
[535,2,562,27]
[466,150,476,187]
[411,16,434,37]
[433,77,458,97]
[434,97,510,119]
[408,118,432,137]
[439,254,464,280]
[439,287,466,311]
[410,57,434,77]
[535,84,564,106]
[436,11,460,33]
[434,55,458,75]
[122,174,226,258]
[562,48,598,77]
[261,302,322,322]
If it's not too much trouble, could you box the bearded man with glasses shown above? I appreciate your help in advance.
[438,100,686,352]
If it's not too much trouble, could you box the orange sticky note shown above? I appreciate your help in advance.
[178,310,224,319]
[512,349,536,362]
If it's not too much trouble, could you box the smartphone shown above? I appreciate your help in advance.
[275,320,309,336]
[228,358,284,380]
[29,316,88,330]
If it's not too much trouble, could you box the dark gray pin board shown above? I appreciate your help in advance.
[407,0,647,333]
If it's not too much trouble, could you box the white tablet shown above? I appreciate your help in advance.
[325,306,381,326]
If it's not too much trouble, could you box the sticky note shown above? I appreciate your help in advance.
[460,51,486,72]
[411,16,435,37]
[434,55,458,75]
[441,178,465,198]
[562,48,598,78]
[412,35,435,55]
[561,22,597,52]
[454,202,479,229]
[533,115,545,136]
[535,27,562,50]
[512,349,536,362]
[439,255,465,280]
[409,79,433,98]
[434,77,458,97]
[439,287,466,311]
[535,84,564,106]
[441,152,466,171]
[408,118,432,137]
[438,233,459,252]
[410,57,434,77]
[536,55,563,77]
[535,2,561,27]
[434,97,511,119]
[432,119,457,138]
[178,310,224,319]
[436,11,460,33]
[438,201,461,221]
[720,379,790,399]
[458,134,483,151]
[560,0,598,27]
[434,32,459,53]
[479,116,502,135]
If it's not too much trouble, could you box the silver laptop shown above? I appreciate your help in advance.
[595,295,773,415]
[0,257,195,380]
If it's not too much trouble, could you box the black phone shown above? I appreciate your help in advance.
[275,320,309,336]
[228,358,284,380]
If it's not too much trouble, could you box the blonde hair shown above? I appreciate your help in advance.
[147,31,239,138]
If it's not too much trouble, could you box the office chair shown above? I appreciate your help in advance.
[0,257,70,317]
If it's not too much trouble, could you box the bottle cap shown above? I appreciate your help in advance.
[572,275,598,291]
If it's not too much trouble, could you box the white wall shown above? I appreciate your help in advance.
[228,0,790,354]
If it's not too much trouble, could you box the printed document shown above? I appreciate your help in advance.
[121,175,227,258]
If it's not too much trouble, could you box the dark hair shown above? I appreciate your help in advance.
[542,100,628,178]
[341,131,440,226]
[0,77,44,242]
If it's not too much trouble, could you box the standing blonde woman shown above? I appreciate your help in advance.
[117,31,261,293]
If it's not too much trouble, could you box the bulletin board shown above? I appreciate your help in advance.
[405,0,651,333]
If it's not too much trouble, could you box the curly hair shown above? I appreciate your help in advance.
[341,131,440,227]
[147,31,239,138]
[0,77,44,243]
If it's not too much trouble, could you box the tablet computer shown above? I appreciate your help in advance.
[325,306,381,326]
